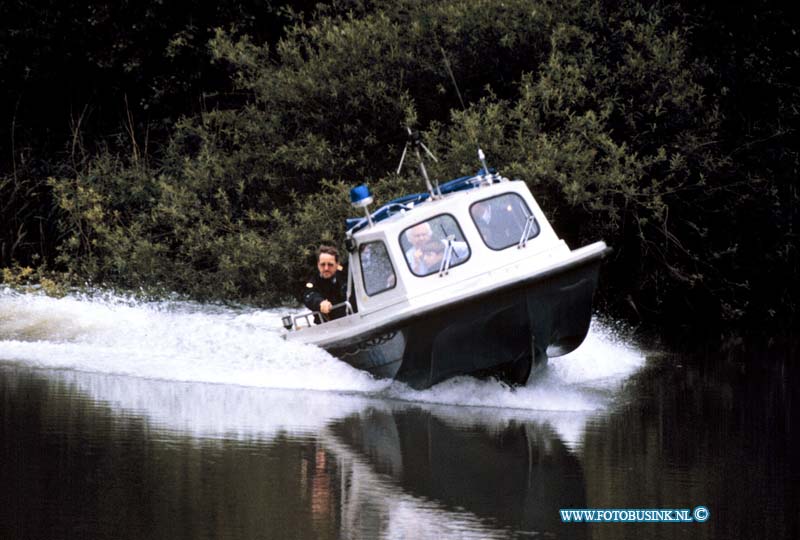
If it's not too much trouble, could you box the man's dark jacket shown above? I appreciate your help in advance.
[302,269,349,322]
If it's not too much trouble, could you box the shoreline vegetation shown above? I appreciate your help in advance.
[1,1,797,343]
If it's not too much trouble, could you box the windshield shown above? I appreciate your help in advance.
[399,214,470,277]
[470,193,539,250]
[359,241,396,296]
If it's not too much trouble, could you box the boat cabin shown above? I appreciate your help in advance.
[287,172,572,330]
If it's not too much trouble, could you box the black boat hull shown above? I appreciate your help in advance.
[328,256,602,389]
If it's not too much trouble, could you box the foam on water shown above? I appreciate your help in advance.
[0,288,646,413]
[0,288,385,392]
[378,316,645,412]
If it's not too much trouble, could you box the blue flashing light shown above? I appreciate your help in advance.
[350,184,373,207]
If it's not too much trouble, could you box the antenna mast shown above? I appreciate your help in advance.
[437,41,490,175]
[396,127,439,198]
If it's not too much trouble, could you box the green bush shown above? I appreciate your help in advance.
[19,0,796,337]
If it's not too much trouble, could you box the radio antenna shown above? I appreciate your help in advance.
[437,42,467,112]
[436,40,490,175]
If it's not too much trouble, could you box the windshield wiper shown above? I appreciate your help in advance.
[518,215,536,249]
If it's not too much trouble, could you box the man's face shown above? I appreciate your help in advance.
[408,224,432,248]
[317,253,337,279]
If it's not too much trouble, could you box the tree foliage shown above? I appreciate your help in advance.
[2,0,797,339]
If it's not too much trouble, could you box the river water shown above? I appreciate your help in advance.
[0,289,796,539]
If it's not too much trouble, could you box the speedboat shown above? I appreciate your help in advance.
[282,136,608,389]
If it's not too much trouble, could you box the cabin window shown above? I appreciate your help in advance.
[359,241,396,296]
[399,214,471,277]
[470,193,540,250]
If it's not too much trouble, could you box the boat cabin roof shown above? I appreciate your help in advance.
[344,172,492,234]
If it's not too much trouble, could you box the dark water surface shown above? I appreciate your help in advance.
[0,292,797,539]
[1,349,797,540]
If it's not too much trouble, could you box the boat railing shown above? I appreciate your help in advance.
[346,201,420,235]
[344,172,510,236]
[283,301,355,331]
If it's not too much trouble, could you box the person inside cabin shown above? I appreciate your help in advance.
[303,245,349,323]
[419,240,446,274]
[404,222,434,274]
[404,220,469,275]
[471,198,521,248]
[417,237,472,275]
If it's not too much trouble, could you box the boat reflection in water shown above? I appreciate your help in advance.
[325,406,589,538]
[1,366,592,539]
